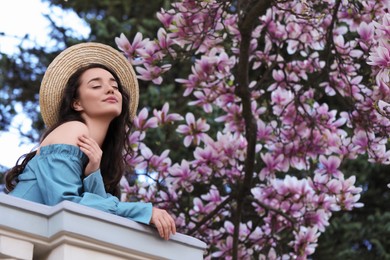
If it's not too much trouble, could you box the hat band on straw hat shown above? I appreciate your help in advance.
[39,42,139,128]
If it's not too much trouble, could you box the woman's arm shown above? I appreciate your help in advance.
[39,121,176,239]
[82,168,176,240]
[32,151,153,224]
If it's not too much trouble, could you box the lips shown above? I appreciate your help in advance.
[103,96,118,102]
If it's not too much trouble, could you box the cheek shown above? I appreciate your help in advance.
[80,94,94,106]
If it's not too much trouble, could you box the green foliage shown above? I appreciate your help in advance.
[315,211,390,259]
[45,0,173,40]
[314,159,390,259]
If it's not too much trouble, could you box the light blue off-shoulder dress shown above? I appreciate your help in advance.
[9,144,152,224]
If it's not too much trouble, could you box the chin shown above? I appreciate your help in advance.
[104,110,122,121]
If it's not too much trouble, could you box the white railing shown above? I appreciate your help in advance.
[0,194,206,260]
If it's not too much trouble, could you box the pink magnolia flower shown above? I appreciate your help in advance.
[127,130,144,149]
[270,87,294,115]
[374,100,390,118]
[176,113,210,147]
[373,13,390,38]
[176,74,200,96]
[259,153,285,180]
[137,184,157,202]
[351,129,371,153]
[153,102,183,125]
[215,103,244,133]
[339,175,364,210]
[135,146,153,171]
[125,153,144,169]
[156,28,176,59]
[215,50,236,75]
[368,45,390,68]
[326,178,342,194]
[133,107,158,131]
[211,236,233,259]
[333,35,351,55]
[156,9,175,28]
[201,185,226,204]
[188,90,214,113]
[115,32,149,63]
[193,55,218,80]
[135,63,172,85]
[148,149,172,174]
[367,14,390,86]
[268,70,286,91]
[115,33,132,53]
[272,175,314,199]
[190,197,215,215]
[315,155,343,178]
[193,146,224,169]
[304,209,330,232]
[120,176,131,197]
[223,221,235,235]
[168,159,196,192]
[256,120,275,142]
[357,21,374,44]
[215,132,248,163]
[135,40,163,61]
[293,226,319,257]
[221,221,251,242]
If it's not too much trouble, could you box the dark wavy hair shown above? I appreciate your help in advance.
[5,63,134,197]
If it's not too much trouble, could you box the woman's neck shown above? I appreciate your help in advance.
[85,119,110,147]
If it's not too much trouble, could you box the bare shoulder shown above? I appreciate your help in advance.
[56,121,89,134]
[41,121,89,146]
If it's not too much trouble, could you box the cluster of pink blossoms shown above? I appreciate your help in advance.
[116,0,390,259]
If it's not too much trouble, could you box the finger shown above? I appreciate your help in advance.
[78,145,90,154]
[159,215,172,240]
[78,135,96,146]
[160,213,174,236]
[164,215,175,239]
[85,139,102,155]
[78,137,101,156]
[78,135,89,143]
[170,216,176,234]
[154,219,165,239]
[77,137,91,150]
[162,218,170,240]
[151,209,175,240]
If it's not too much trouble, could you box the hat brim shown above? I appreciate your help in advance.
[39,42,139,128]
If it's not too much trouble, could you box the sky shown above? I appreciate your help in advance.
[0,0,90,168]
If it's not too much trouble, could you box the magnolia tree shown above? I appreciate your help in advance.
[115,0,390,259]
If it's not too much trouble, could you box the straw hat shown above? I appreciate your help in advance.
[39,42,139,127]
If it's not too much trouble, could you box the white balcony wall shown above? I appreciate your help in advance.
[0,194,206,260]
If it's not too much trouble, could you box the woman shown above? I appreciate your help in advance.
[4,42,176,240]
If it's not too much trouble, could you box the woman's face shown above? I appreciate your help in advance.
[72,67,123,121]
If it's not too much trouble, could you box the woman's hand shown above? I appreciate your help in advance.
[150,207,176,240]
[77,135,102,176]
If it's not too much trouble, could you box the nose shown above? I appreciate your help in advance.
[106,86,115,94]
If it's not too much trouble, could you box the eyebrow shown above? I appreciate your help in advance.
[87,77,117,84]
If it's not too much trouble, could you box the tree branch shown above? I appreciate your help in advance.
[187,195,233,236]
[232,0,273,259]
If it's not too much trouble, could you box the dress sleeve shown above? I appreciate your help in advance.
[83,170,108,197]
[33,152,152,224]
